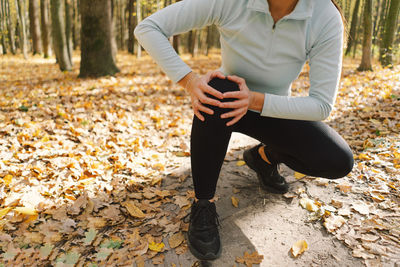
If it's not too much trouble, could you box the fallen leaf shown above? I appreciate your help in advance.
[299,198,318,212]
[124,201,146,218]
[323,215,345,232]
[0,207,12,219]
[168,232,184,248]
[290,240,308,257]
[236,160,246,166]
[84,228,97,244]
[231,196,239,208]
[149,241,165,252]
[294,172,306,179]
[14,207,37,215]
[152,253,165,265]
[2,174,12,186]
[235,251,264,267]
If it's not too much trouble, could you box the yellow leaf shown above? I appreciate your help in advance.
[231,196,239,208]
[0,207,12,219]
[148,241,164,252]
[41,135,50,142]
[358,153,371,160]
[14,207,38,216]
[294,172,306,179]
[3,174,12,186]
[124,201,145,218]
[25,214,38,223]
[299,198,318,212]
[236,160,246,166]
[290,240,308,257]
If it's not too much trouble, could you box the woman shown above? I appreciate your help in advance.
[134,0,354,260]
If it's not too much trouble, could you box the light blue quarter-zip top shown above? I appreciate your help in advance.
[134,0,344,121]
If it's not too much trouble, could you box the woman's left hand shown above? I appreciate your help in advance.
[219,75,254,126]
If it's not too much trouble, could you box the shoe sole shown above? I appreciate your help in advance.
[187,233,222,261]
[243,149,288,194]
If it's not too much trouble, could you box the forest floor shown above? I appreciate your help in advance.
[0,52,399,267]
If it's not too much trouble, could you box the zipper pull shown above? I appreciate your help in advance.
[272,23,276,32]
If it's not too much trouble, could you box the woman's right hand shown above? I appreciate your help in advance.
[182,70,226,121]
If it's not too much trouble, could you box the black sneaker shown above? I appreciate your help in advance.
[243,144,289,194]
[187,199,221,260]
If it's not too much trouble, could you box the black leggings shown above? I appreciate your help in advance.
[190,78,354,199]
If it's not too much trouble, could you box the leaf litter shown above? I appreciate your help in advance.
[0,53,399,265]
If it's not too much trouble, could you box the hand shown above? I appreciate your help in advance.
[219,75,254,126]
[185,70,226,121]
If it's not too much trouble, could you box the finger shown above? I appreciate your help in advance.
[198,93,221,107]
[219,99,247,109]
[227,75,245,86]
[222,91,245,99]
[197,102,214,115]
[210,70,226,79]
[221,108,244,119]
[200,83,224,99]
[226,114,244,126]
[199,84,224,103]
[194,108,205,121]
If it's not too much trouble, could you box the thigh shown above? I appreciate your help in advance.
[235,111,353,176]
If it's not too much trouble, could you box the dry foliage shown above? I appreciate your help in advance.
[0,52,399,266]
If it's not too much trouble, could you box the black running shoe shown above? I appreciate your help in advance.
[187,199,221,260]
[243,144,289,194]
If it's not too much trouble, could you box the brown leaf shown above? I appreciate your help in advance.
[168,232,184,248]
[235,251,264,267]
[124,201,146,218]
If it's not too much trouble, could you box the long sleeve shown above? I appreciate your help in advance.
[134,0,223,84]
[261,10,344,121]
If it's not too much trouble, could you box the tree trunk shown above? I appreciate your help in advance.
[64,0,73,60]
[358,0,373,71]
[16,0,28,58]
[371,0,382,57]
[127,0,134,53]
[50,0,72,71]
[136,0,141,58]
[173,35,180,54]
[40,0,51,57]
[79,0,119,77]
[189,29,199,57]
[345,0,361,55]
[72,0,79,50]
[5,0,16,54]
[29,0,42,54]
[206,26,212,56]
[0,0,7,54]
[379,0,400,67]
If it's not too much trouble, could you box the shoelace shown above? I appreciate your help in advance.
[190,204,221,229]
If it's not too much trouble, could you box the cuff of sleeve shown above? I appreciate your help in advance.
[171,66,193,84]
[260,93,271,117]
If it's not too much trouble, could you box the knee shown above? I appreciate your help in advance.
[201,77,240,120]
[328,147,354,179]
